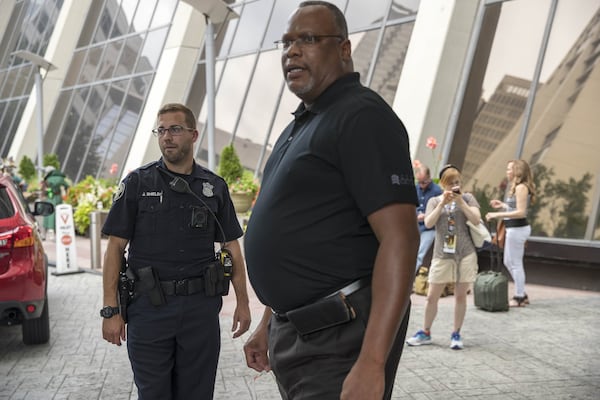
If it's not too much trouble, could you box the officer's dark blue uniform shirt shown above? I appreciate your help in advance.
[102,159,243,280]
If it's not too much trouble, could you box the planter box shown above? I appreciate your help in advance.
[230,192,254,213]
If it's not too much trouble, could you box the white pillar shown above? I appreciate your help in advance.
[392,0,480,168]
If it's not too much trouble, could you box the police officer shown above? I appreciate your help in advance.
[101,103,251,400]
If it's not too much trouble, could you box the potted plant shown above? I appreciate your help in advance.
[218,144,259,213]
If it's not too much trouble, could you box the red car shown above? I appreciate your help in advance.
[0,174,54,344]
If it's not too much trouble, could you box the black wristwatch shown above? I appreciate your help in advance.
[100,306,120,318]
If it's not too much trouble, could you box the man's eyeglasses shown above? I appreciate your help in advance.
[418,179,431,186]
[274,34,344,50]
[152,125,194,137]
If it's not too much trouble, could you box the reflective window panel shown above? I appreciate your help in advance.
[462,0,600,240]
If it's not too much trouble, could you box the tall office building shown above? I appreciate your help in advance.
[469,7,600,238]
[462,75,530,184]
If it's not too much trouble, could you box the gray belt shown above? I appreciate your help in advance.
[325,276,371,298]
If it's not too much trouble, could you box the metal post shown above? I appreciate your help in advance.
[205,16,216,171]
[34,67,44,182]
[515,0,558,159]
[89,211,102,269]
[10,51,56,182]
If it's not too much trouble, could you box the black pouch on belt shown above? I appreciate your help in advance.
[204,252,232,297]
[285,293,356,336]
[204,260,222,297]
[136,266,166,306]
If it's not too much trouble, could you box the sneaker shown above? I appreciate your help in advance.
[450,332,463,350]
[406,330,432,346]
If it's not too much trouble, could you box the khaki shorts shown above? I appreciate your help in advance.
[428,252,478,284]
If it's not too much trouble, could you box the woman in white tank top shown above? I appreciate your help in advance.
[486,160,536,307]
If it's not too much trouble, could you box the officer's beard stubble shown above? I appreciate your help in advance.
[160,139,193,167]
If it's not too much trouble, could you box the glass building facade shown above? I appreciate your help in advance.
[0,0,64,157]
[1,0,599,244]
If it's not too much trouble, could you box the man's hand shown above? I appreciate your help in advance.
[102,315,126,346]
[243,307,272,372]
[243,327,271,372]
[341,358,385,400]
[232,303,251,338]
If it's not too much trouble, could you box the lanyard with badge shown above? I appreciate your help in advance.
[443,201,457,254]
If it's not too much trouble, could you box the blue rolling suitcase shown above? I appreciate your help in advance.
[474,230,509,312]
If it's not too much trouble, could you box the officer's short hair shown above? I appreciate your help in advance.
[157,103,196,130]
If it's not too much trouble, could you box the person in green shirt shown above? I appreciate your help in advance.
[42,166,70,234]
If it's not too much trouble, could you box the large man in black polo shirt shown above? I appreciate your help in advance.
[243,2,419,399]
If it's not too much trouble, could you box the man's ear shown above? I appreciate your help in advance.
[341,39,352,61]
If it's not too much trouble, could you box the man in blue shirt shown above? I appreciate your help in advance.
[415,165,442,272]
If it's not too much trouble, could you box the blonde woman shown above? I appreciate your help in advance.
[486,159,536,307]
[406,165,481,350]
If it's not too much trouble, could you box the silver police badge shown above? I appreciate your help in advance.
[202,182,214,197]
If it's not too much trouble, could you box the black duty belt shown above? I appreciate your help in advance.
[272,276,371,321]
[160,277,204,296]
[504,218,528,228]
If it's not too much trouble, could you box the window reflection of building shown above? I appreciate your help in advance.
[0,0,63,157]
[462,75,530,184]
[45,0,176,181]
[353,4,415,106]
[193,0,418,173]
[469,5,600,240]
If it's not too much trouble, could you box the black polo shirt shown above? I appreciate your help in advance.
[102,159,242,280]
[244,73,417,312]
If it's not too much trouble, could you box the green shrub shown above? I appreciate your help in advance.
[218,144,244,185]
[64,176,116,235]
[43,153,61,170]
[217,145,259,195]
[73,201,95,235]
[18,156,36,183]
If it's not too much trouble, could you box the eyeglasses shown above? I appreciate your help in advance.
[274,34,344,50]
[152,125,194,137]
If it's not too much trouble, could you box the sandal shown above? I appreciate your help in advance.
[523,294,530,305]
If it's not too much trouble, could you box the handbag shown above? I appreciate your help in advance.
[413,266,429,295]
[466,220,492,249]
[413,265,454,297]
[491,220,506,249]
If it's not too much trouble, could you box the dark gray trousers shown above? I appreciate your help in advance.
[269,287,410,399]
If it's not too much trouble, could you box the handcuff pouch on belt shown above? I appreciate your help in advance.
[285,293,356,336]
[205,248,233,297]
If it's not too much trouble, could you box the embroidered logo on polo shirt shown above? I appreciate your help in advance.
[390,174,413,186]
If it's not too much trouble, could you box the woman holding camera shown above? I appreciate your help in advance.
[406,165,482,350]
[486,159,535,307]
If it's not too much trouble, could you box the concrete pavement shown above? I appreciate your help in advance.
[1,235,599,399]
